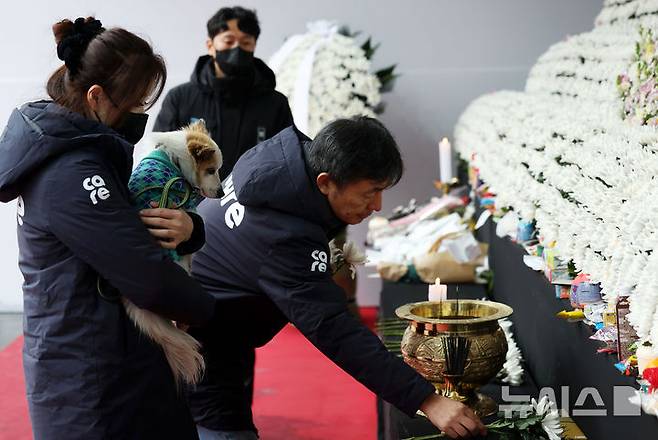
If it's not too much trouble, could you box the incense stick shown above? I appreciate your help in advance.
[442,335,471,375]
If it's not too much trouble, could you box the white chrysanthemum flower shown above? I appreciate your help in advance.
[343,241,368,278]
[497,318,525,386]
[329,240,368,279]
[531,396,563,440]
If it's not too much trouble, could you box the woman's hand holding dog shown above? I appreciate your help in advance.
[140,202,194,249]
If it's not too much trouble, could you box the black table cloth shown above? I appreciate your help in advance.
[375,215,658,439]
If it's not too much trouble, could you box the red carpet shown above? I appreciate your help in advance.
[0,336,31,440]
[0,308,378,439]
[253,307,377,439]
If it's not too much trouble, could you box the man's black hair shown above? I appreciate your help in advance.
[207,6,261,40]
[307,116,404,187]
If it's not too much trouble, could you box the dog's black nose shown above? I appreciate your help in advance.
[216,187,225,199]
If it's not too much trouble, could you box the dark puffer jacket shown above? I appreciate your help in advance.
[188,127,436,432]
[153,55,293,180]
[0,101,216,439]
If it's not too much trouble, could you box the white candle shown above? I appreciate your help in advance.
[428,277,448,302]
[439,137,453,182]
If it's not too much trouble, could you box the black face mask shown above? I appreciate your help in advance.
[115,112,149,145]
[93,91,149,145]
[215,47,254,77]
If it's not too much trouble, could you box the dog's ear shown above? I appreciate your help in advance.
[187,119,208,135]
[188,142,216,164]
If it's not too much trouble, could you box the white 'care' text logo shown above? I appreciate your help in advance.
[220,175,245,229]
[83,175,110,205]
[311,250,328,272]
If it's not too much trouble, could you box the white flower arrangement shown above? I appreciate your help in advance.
[497,318,525,386]
[454,0,658,351]
[268,20,394,137]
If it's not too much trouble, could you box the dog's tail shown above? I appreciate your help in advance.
[122,298,205,386]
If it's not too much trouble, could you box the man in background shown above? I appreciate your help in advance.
[154,6,293,179]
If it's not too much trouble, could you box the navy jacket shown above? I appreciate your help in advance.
[153,56,293,180]
[0,101,216,439]
[189,127,435,431]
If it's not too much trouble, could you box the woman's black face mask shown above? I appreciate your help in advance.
[94,92,149,145]
[114,112,149,145]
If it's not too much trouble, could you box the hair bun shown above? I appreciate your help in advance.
[55,17,104,75]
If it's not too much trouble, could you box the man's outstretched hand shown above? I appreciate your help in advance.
[420,393,487,438]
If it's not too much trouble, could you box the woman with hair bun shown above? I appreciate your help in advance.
[0,17,216,439]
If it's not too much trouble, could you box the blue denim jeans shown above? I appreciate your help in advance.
[197,425,259,440]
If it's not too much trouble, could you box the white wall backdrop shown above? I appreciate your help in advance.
[0,0,602,311]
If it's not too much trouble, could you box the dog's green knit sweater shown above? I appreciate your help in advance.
[128,149,204,261]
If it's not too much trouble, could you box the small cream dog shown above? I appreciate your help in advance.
[126,119,222,385]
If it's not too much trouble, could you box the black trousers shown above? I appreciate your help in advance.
[187,335,258,433]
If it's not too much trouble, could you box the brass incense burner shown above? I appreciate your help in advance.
[396,300,513,416]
